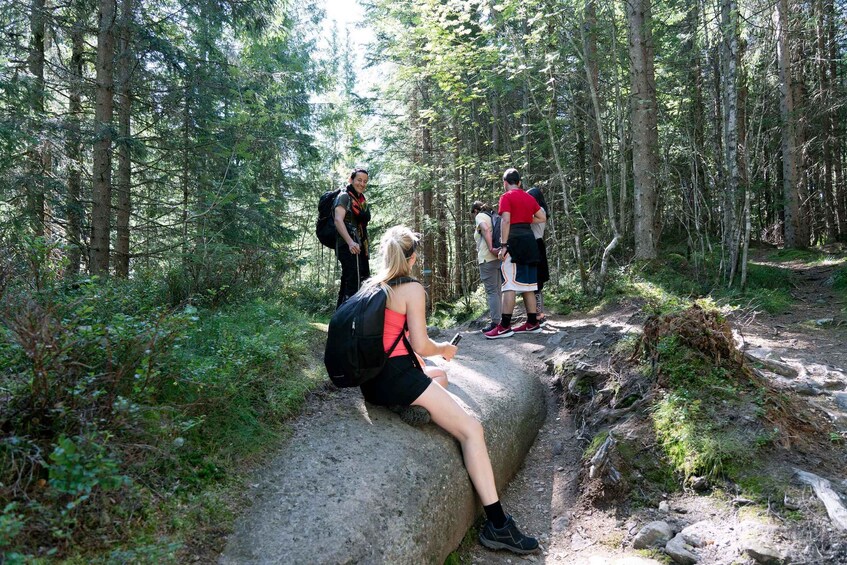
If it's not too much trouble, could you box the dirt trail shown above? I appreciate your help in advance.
[460,254,847,564]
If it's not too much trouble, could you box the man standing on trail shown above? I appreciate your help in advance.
[485,168,546,339]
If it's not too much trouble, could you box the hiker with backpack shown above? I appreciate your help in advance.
[484,168,547,340]
[471,201,502,333]
[351,225,539,555]
[333,168,371,307]
[526,185,550,326]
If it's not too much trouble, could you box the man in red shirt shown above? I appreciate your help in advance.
[485,168,547,339]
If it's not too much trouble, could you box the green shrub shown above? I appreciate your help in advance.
[0,237,324,560]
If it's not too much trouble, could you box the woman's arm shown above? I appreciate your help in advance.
[334,204,360,254]
[403,284,456,361]
[479,220,497,253]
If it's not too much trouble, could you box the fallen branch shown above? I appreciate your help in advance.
[794,469,847,531]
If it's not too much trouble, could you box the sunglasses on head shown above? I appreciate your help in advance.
[404,240,418,258]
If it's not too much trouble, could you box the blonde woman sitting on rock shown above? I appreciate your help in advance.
[358,225,539,555]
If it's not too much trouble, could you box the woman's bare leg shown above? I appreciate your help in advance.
[412,382,497,504]
[423,366,448,388]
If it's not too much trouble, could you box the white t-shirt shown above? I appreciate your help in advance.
[474,212,498,264]
[531,220,546,239]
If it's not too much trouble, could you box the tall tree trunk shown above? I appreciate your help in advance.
[27,0,47,236]
[737,37,751,286]
[91,0,116,275]
[65,8,84,277]
[453,122,463,296]
[584,0,602,191]
[829,0,846,241]
[790,27,811,246]
[114,0,133,278]
[583,0,620,295]
[722,0,740,284]
[816,0,836,242]
[686,0,707,260]
[774,0,803,248]
[611,10,628,237]
[181,82,191,256]
[626,0,660,259]
[421,108,436,307]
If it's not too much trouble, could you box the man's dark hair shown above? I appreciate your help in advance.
[349,168,369,181]
[503,168,521,185]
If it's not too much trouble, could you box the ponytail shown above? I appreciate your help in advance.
[362,226,420,292]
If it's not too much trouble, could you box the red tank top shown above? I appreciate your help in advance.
[383,308,411,358]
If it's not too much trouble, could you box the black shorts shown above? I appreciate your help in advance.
[360,355,431,407]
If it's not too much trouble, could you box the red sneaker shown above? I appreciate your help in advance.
[512,321,542,334]
[484,324,514,339]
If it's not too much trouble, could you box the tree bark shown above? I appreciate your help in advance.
[722,0,740,284]
[815,0,836,242]
[584,0,603,192]
[583,0,620,295]
[65,7,85,277]
[91,0,117,275]
[829,0,846,241]
[774,0,803,248]
[114,0,133,278]
[27,0,47,236]
[626,0,660,259]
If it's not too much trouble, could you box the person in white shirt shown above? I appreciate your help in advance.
[471,201,502,333]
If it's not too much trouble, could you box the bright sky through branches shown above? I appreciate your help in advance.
[320,0,377,97]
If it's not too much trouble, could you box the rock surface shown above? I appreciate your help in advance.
[220,344,546,564]
[632,520,674,549]
[665,533,699,564]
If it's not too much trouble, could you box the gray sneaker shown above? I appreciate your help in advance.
[479,515,539,554]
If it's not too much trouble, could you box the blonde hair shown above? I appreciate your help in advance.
[363,225,420,292]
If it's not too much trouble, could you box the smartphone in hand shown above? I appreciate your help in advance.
[450,333,462,346]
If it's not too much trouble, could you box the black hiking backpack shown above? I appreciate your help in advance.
[316,188,342,248]
[324,277,420,388]
[485,211,503,248]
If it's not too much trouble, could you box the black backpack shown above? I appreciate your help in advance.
[484,211,503,247]
[316,188,342,248]
[324,277,420,388]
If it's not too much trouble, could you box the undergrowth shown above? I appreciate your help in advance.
[0,239,328,562]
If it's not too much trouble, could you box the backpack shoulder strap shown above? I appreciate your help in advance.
[387,276,420,287]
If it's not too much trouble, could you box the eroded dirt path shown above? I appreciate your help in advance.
[461,253,847,564]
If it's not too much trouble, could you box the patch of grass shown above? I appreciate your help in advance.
[429,289,483,328]
[445,518,483,564]
[618,437,679,506]
[712,262,795,314]
[612,332,640,357]
[735,467,784,502]
[767,248,826,262]
[649,336,765,482]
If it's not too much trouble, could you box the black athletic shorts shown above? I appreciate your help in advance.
[360,355,431,407]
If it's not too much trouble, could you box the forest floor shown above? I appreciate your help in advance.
[458,250,847,565]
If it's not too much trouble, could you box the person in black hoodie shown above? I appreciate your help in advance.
[333,168,371,307]
[526,185,550,325]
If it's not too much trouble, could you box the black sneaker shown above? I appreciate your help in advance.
[389,405,431,426]
[479,515,539,554]
[480,322,498,333]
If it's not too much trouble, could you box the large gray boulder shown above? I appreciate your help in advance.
[220,341,546,564]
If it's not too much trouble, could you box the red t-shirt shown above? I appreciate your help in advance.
[498,189,540,224]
